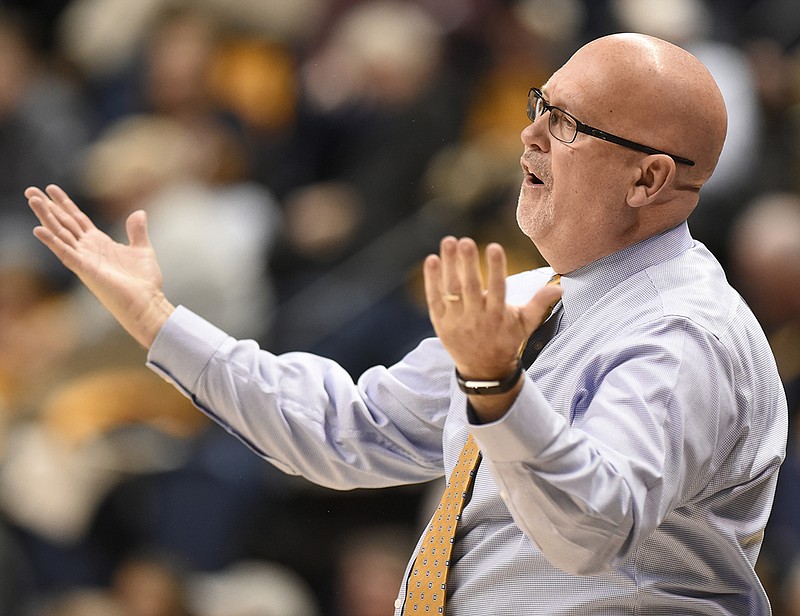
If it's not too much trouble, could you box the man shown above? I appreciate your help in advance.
[27,33,786,614]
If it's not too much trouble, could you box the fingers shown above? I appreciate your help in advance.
[26,184,94,243]
[31,217,80,269]
[45,184,94,234]
[27,184,100,272]
[126,210,152,249]
[26,186,54,229]
[484,243,507,314]
[423,253,445,316]
[440,236,460,298]
[423,237,508,318]
[456,238,483,310]
[27,189,79,258]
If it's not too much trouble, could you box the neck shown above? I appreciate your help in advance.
[536,217,685,274]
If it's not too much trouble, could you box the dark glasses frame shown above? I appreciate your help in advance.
[528,87,695,167]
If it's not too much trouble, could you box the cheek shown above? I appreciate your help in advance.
[552,150,627,216]
[550,151,589,210]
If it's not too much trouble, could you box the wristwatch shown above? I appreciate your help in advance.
[455,363,523,395]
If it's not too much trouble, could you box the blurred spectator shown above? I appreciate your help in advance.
[729,192,800,616]
[88,419,284,575]
[0,368,204,547]
[0,367,207,592]
[112,551,196,616]
[187,559,320,616]
[0,8,90,205]
[0,255,77,416]
[333,525,417,616]
[57,0,325,83]
[740,0,800,50]
[286,0,455,261]
[0,55,84,586]
[39,587,128,616]
[268,0,466,373]
[74,113,280,344]
[4,1,800,614]
[58,0,316,201]
[0,8,92,289]
[745,37,799,192]
[729,192,800,339]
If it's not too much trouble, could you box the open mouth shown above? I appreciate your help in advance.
[520,157,545,185]
[524,169,545,186]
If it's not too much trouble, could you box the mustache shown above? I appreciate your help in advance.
[520,153,550,184]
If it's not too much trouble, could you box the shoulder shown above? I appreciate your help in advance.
[644,242,759,345]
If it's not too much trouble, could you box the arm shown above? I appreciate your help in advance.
[469,324,740,575]
[420,237,741,574]
[28,184,450,489]
[147,307,451,489]
[26,184,175,348]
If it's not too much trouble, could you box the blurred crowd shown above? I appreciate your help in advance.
[0,0,798,614]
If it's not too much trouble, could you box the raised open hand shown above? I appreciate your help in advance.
[26,184,175,348]
[423,237,562,420]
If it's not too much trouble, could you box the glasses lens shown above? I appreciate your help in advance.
[528,88,547,123]
[527,90,537,122]
[548,108,578,143]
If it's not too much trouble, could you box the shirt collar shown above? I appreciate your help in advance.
[558,222,694,327]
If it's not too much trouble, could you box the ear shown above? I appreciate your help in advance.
[626,155,676,208]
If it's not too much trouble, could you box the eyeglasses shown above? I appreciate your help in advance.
[527,87,695,167]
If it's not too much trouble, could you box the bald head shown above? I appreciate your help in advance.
[555,33,727,184]
[518,34,729,272]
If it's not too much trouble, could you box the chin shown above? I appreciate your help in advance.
[516,188,554,242]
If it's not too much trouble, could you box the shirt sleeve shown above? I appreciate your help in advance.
[146,306,451,489]
[469,316,750,575]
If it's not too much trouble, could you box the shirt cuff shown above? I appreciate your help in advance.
[468,377,567,464]
[146,305,230,394]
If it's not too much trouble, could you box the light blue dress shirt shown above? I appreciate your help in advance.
[147,222,787,615]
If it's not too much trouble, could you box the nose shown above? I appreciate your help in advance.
[520,113,550,153]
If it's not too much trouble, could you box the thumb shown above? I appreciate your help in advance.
[520,283,563,333]
[126,210,152,248]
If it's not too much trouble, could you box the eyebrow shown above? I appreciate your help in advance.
[539,85,568,113]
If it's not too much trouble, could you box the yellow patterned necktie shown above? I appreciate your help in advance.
[403,433,481,614]
[402,274,561,614]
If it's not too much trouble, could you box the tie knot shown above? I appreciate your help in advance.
[544,274,562,316]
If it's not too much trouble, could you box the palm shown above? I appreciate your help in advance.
[26,185,172,347]
[71,222,162,312]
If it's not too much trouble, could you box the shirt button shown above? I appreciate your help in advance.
[499,490,508,500]
[394,598,403,609]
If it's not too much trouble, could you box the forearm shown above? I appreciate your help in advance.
[147,307,449,489]
[469,379,646,575]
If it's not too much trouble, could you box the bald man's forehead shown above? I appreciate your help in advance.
[540,58,612,120]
